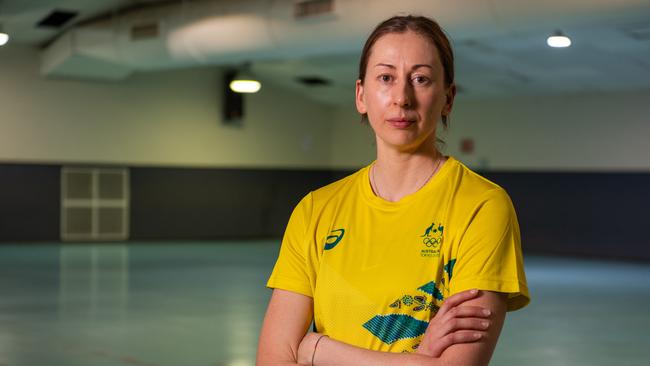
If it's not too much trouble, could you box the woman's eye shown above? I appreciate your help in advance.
[379,74,392,83]
[413,76,430,85]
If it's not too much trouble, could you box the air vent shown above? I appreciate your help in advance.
[459,39,496,54]
[506,68,531,84]
[296,76,331,86]
[621,22,650,41]
[37,9,78,28]
[130,23,160,41]
[294,0,334,18]
[61,167,130,241]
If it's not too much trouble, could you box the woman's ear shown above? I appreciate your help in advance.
[355,79,367,114]
[442,83,456,116]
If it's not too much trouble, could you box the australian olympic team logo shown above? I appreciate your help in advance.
[324,228,345,251]
[420,222,443,258]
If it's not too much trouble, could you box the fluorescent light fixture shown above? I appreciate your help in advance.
[227,63,262,94]
[547,31,571,48]
[229,79,261,93]
[0,24,8,46]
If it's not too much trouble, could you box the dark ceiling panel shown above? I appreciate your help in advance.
[37,9,79,28]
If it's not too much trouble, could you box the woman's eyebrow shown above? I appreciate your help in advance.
[374,63,395,69]
[374,63,433,70]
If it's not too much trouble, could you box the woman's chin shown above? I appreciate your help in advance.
[377,130,434,152]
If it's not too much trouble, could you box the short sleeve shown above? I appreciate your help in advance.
[266,193,315,298]
[449,188,530,311]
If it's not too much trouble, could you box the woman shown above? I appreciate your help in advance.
[257,15,530,366]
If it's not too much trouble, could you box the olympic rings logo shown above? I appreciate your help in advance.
[423,236,441,247]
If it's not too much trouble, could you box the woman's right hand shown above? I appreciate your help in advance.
[415,289,492,357]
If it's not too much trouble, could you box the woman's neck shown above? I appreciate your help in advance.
[371,143,445,202]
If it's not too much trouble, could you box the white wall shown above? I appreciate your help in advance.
[329,91,650,171]
[327,104,376,169]
[0,44,333,169]
[448,92,650,171]
[2,44,649,171]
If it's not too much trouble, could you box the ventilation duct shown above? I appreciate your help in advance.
[40,0,650,81]
[294,0,335,18]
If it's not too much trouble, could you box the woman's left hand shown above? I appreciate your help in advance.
[416,289,492,357]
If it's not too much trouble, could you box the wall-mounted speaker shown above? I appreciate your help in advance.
[223,70,243,125]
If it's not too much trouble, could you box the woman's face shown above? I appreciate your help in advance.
[356,31,455,153]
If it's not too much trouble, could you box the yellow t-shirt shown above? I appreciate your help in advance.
[266,156,530,353]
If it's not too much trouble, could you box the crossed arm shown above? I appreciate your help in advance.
[256,288,508,366]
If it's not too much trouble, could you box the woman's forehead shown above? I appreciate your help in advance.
[369,31,440,67]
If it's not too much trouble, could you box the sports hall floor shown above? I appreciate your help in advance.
[1,241,649,366]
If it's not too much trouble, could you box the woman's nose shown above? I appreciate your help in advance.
[392,78,413,107]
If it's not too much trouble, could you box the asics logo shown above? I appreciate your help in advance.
[324,228,345,250]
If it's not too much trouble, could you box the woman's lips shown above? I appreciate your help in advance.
[387,118,415,128]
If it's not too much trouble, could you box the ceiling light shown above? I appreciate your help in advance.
[230,79,261,93]
[547,30,571,48]
[0,24,9,46]
[229,66,261,93]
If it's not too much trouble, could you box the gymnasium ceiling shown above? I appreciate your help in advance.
[1,0,650,104]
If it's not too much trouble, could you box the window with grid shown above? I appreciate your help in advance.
[61,167,129,241]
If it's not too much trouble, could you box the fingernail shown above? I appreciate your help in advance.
[483,309,491,316]
[482,321,489,328]
[470,289,478,294]
[474,333,482,339]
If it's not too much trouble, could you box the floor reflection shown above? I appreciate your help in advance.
[58,245,129,322]
[0,242,648,366]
